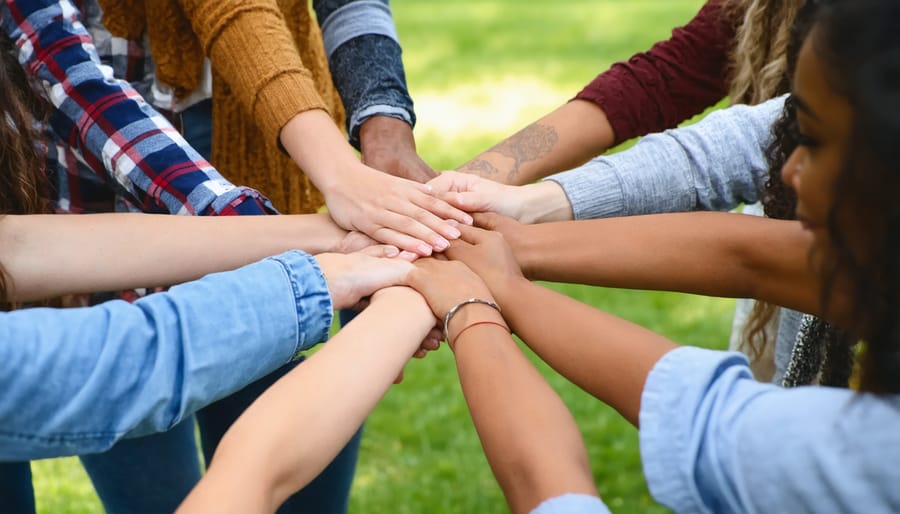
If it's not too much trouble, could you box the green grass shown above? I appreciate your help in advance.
[31,1,725,512]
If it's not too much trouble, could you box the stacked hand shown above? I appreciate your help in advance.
[407,225,527,348]
[315,245,415,311]
[427,171,573,224]
[323,165,472,257]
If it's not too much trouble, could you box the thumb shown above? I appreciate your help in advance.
[454,191,494,212]
[360,244,401,258]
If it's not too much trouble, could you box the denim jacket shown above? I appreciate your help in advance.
[0,250,332,460]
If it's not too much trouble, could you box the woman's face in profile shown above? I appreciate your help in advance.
[780,30,854,257]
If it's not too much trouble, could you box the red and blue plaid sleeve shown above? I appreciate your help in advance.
[1,0,277,216]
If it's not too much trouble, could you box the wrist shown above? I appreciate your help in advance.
[359,115,415,150]
[519,181,574,224]
[445,301,503,340]
[446,303,507,350]
[280,110,360,191]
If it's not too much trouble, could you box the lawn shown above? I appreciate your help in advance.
[31,1,726,512]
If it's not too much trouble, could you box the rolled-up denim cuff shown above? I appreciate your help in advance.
[529,493,611,514]
[268,251,333,353]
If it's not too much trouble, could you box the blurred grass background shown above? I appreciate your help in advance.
[31,1,725,512]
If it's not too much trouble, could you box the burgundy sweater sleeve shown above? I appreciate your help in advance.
[574,0,737,144]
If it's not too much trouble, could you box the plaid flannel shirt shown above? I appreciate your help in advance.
[1,0,276,216]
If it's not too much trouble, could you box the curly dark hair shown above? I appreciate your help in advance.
[754,0,900,393]
[809,0,900,393]
[0,34,50,307]
[741,0,818,362]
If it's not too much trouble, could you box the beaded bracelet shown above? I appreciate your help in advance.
[450,320,510,349]
[442,298,502,343]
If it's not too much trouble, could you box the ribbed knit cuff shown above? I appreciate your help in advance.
[253,71,329,149]
[543,160,627,219]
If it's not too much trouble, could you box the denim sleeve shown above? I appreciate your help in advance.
[0,250,332,460]
[545,96,786,220]
[529,493,611,514]
[314,0,415,149]
[640,346,900,514]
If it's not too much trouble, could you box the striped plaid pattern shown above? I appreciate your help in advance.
[1,0,276,215]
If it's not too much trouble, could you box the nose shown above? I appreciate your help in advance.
[781,146,803,189]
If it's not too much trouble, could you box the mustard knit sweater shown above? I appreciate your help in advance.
[100,0,346,214]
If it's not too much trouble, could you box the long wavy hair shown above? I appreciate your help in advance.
[725,0,805,104]
[763,0,900,393]
[0,34,50,307]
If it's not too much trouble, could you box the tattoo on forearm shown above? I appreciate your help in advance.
[462,159,501,177]
[486,124,558,182]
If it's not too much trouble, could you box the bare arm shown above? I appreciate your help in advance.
[456,100,615,186]
[177,286,434,514]
[0,213,355,302]
[455,2,736,187]
[477,212,832,322]
[408,260,599,513]
[442,227,678,425]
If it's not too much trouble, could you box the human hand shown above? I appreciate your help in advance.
[359,116,437,183]
[442,224,527,301]
[331,230,419,259]
[322,162,473,257]
[408,258,509,349]
[428,171,573,224]
[315,246,415,310]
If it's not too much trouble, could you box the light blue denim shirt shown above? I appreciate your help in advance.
[530,493,611,514]
[0,250,332,461]
[641,346,900,513]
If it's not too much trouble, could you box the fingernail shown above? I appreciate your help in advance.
[417,243,433,256]
[433,237,450,251]
[463,213,474,225]
[446,226,461,239]
[399,250,418,261]
[384,246,400,257]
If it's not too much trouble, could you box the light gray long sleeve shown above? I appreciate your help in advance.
[545,95,786,220]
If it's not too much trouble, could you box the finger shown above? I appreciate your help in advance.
[472,212,507,230]
[416,185,475,226]
[369,225,434,256]
[413,349,427,359]
[443,236,475,260]
[456,223,493,245]
[373,210,453,253]
[399,200,464,243]
[393,370,405,384]
[359,244,401,258]
[397,250,419,262]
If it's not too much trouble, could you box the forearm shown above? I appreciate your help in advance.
[0,213,347,301]
[493,277,676,425]
[457,100,615,185]
[0,251,331,460]
[180,286,433,513]
[451,312,597,513]
[544,97,783,220]
[513,213,822,318]
[316,0,414,147]
[280,109,366,191]
[182,0,328,146]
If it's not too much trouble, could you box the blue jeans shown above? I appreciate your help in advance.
[0,100,361,514]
